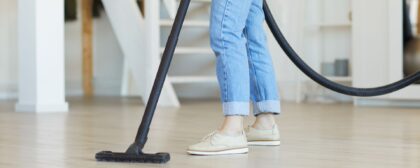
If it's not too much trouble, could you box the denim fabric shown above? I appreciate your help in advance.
[210,0,281,116]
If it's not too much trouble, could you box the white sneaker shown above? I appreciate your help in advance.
[246,125,281,146]
[187,131,248,155]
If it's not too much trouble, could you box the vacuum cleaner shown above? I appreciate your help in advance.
[95,0,420,163]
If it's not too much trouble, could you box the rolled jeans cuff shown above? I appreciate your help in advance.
[253,100,281,116]
[223,102,250,116]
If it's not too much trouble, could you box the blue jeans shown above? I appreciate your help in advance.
[210,0,281,116]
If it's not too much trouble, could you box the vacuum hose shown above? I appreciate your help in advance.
[262,1,420,97]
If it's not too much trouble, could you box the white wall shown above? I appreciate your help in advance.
[0,0,18,99]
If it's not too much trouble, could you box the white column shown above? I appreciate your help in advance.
[15,0,68,112]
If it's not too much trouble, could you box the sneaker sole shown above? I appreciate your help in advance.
[248,141,281,146]
[187,148,248,156]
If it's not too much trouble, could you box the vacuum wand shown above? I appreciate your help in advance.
[95,0,191,163]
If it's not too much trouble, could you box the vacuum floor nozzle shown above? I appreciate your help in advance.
[95,151,170,163]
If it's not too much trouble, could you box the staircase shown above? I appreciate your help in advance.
[102,0,215,107]
[101,0,179,106]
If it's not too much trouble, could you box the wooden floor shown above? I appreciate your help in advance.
[0,97,420,168]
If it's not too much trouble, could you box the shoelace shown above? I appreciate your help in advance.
[201,131,217,142]
[245,126,252,132]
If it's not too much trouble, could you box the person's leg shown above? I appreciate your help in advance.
[210,0,253,135]
[244,0,281,129]
[187,0,254,155]
[243,1,281,145]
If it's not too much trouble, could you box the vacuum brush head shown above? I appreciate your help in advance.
[95,151,170,164]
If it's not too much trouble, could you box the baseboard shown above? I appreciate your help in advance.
[15,102,69,113]
[66,79,122,96]
[0,81,17,99]
[354,98,420,108]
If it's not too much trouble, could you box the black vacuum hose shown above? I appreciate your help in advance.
[262,1,420,97]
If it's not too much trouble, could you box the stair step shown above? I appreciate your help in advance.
[160,47,213,54]
[169,76,217,83]
[160,20,209,27]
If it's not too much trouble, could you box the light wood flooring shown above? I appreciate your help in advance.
[0,97,420,168]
